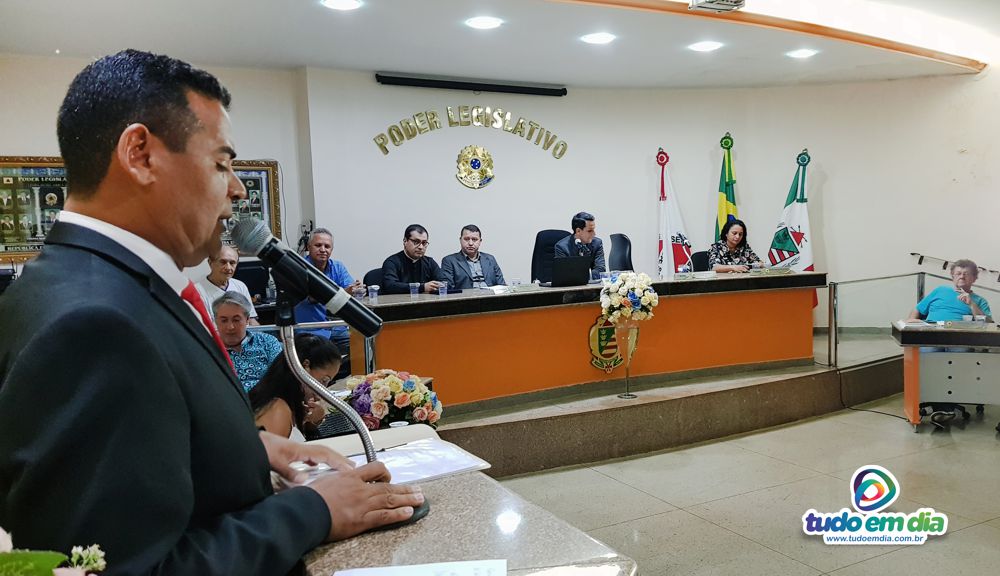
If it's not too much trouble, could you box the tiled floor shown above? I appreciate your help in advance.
[501,395,1000,575]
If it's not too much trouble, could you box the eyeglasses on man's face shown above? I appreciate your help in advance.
[407,238,430,247]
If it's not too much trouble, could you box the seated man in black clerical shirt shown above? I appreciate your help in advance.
[381,224,444,294]
[553,211,606,280]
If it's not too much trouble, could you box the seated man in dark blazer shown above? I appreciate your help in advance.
[441,224,506,289]
[381,224,444,294]
[554,211,606,280]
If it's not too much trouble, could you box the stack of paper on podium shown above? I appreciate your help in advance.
[308,424,490,484]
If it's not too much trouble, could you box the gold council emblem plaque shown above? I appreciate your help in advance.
[455,145,494,189]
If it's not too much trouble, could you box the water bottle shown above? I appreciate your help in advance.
[265,275,277,302]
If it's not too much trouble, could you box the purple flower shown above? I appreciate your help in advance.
[351,391,372,415]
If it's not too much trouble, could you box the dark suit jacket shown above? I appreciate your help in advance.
[0,223,328,576]
[553,234,606,279]
[440,251,505,289]
[380,251,443,294]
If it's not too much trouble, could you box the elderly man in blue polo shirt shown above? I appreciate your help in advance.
[908,259,992,323]
[294,228,363,378]
[213,291,283,392]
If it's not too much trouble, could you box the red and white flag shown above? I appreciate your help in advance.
[656,148,693,280]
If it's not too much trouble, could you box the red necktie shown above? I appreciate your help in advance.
[180,281,235,372]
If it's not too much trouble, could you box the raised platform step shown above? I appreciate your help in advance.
[438,359,901,477]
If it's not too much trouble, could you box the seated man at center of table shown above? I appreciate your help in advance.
[554,211,606,280]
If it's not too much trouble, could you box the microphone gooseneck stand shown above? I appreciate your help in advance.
[273,289,378,463]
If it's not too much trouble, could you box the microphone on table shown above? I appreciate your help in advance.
[230,219,383,338]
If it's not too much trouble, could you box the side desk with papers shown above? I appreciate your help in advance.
[891,321,1000,429]
[350,272,826,406]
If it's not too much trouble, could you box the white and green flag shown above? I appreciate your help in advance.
[768,149,813,273]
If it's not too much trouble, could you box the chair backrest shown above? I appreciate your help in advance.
[691,251,710,272]
[531,229,571,283]
[609,233,633,272]
[363,268,384,287]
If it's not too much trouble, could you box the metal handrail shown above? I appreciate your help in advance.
[832,272,922,286]
[248,319,347,331]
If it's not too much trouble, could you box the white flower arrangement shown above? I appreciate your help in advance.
[599,271,659,324]
[0,526,106,575]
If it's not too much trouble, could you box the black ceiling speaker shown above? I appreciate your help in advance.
[375,72,567,97]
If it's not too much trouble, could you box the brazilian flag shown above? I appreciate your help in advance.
[715,132,738,241]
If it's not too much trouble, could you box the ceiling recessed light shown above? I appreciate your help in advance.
[688,41,724,52]
[320,0,362,11]
[786,49,819,59]
[465,16,503,30]
[581,32,616,45]
[54,49,61,55]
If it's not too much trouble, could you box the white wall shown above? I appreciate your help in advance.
[304,66,1000,326]
[4,51,998,325]
[0,53,306,281]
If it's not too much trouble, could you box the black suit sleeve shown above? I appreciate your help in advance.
[553,237,570,258]
[592,238,607,277]
[0,307,329,576]
[428,258,444,284]
[380,255,410,294]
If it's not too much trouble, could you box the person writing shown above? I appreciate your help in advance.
[0,50,422,576]
[908,259,992,322]
[250,333,341,442]
[709,218,762,273]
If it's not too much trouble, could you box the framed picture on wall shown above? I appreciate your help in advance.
[0,156,281,263]
[228,159,282,251]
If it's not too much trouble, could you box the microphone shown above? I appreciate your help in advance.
[575,238,585,257]
[231,219,383,338]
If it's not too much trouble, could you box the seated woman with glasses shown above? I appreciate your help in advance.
[250,333,342,441]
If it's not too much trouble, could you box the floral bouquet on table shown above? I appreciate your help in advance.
[344,369,443,430]
[600,271,659,323]
[1,526,106,576]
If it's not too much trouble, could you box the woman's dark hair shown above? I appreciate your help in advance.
[720,218,748,249]
[249,333,342,429]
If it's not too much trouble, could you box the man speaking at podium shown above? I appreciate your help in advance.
[0,50,422,575]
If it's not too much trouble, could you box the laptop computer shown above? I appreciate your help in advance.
[545,256,593,287]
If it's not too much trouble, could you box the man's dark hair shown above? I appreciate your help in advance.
[460,224,481,238]
[404,224,428,240]
[571,212,595,232]
[57,49,232,197]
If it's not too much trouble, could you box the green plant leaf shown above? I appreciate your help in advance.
[0,550,69,576]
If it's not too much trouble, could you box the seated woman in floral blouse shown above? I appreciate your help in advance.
[709,218,763,273]
[250,333,341,442]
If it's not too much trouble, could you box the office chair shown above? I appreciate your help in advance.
[363,268,384,287]
[531,229,571,284]
[691,251,710,272]
[609,233,633,271]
